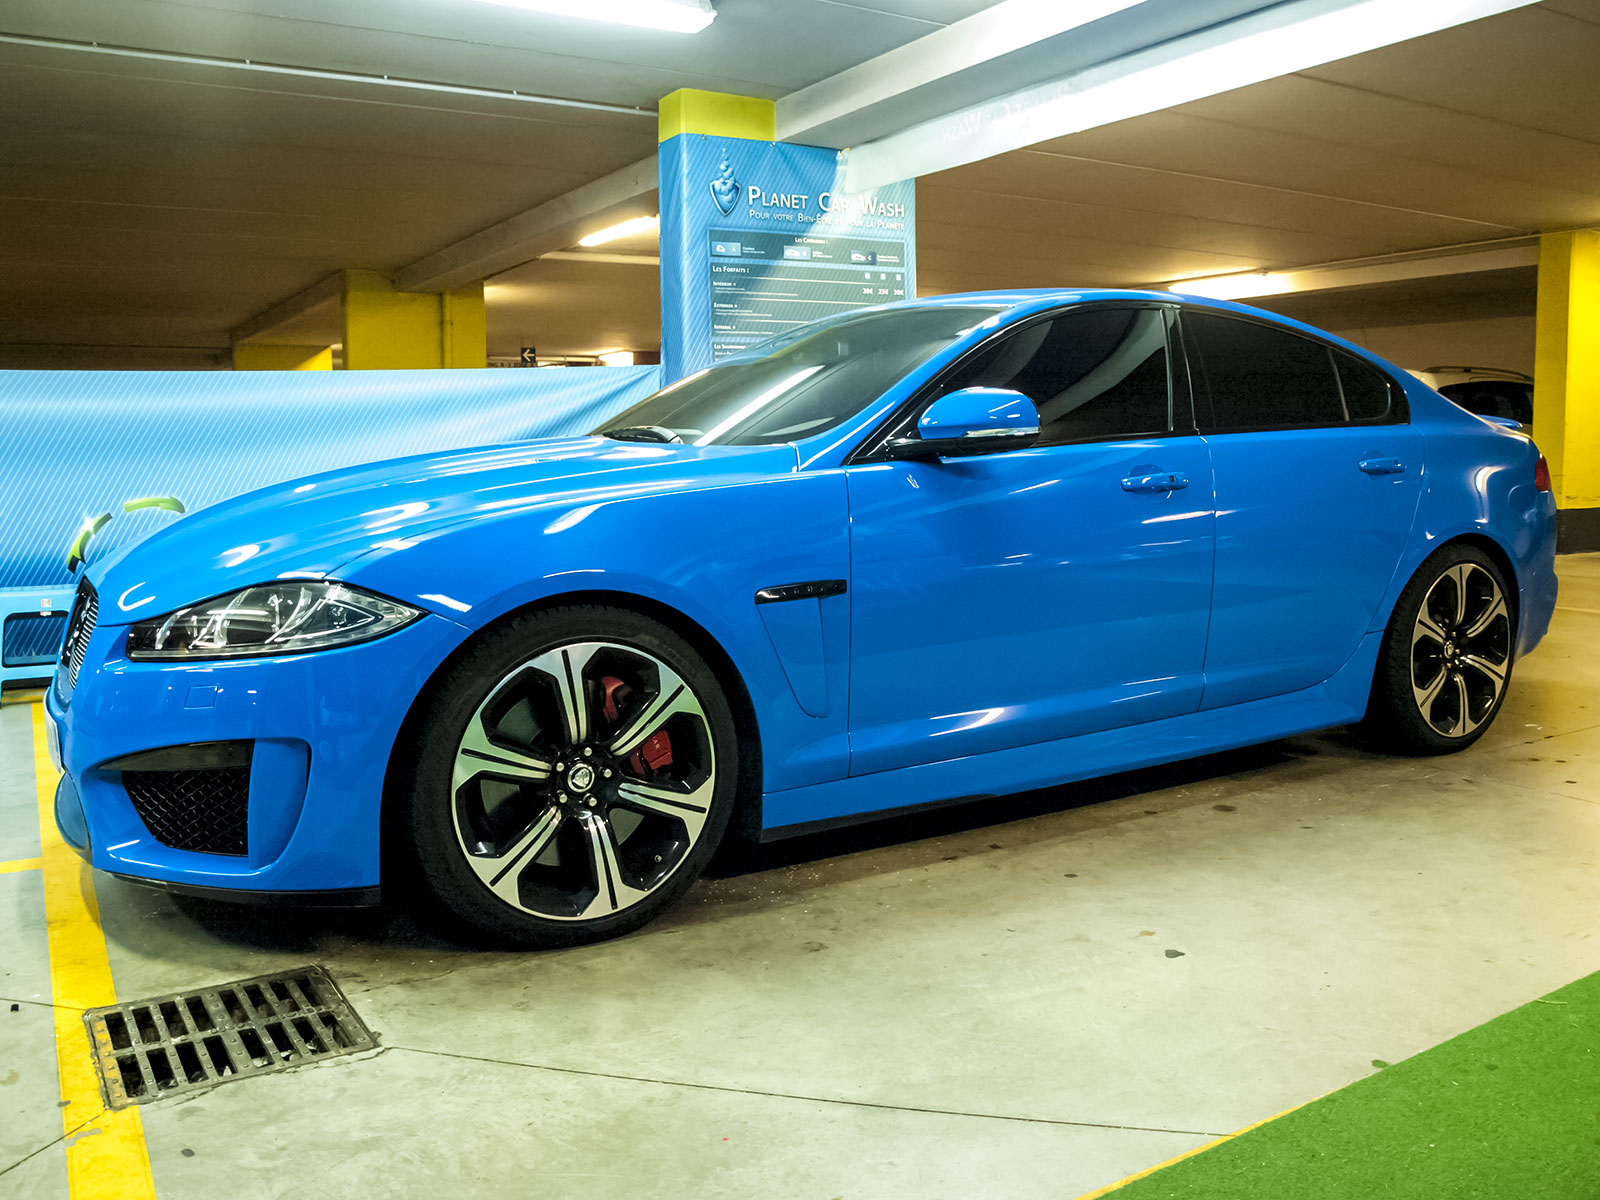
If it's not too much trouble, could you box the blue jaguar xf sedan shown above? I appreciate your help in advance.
[46,291,1559,945]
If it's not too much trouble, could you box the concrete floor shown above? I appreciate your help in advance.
[4,555,1600,1199]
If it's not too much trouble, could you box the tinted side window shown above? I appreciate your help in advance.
[1186,311,1343,430]
[940,307,1171,445]
[1333,352,1396,422]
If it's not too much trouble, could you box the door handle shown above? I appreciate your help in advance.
[1121,472,1189,494]
[1358,458,1406,475]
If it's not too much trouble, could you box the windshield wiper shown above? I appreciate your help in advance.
[601,426,683,444]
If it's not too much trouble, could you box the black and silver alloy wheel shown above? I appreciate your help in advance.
[402,606,739,946]
[451,641,715,921]
[1366,544,1515,755]
[1408,563,1511,739]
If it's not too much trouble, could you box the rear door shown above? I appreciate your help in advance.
[1179,309,1424,709]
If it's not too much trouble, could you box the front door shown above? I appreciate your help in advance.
[844,305,1217,776]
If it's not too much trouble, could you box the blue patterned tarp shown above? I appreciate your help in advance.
[0,367,662,591]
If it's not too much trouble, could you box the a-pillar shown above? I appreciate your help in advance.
[1534,230,1600,551]
[342,270,486,369]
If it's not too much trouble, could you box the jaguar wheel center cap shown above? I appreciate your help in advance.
[566,763,596,793]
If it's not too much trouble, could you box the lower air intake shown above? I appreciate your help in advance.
[124,764,251,856]
[83,966,376,1109]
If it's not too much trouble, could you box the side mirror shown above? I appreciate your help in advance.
[886,387,1041,459]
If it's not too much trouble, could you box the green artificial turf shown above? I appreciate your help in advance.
[1109,971,1600,1200]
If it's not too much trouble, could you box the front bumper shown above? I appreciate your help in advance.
[47,609,468,895]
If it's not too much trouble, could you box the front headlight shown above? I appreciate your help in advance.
[125,582,421,660]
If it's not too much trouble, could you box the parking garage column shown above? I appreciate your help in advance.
[1534,229,1600,552]
[341,270,486,370]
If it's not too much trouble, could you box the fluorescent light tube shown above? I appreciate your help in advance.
[579,215,660,247]
[460,0,715,33]
[1168,272,1292,301]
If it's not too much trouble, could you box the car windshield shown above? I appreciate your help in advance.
[593,305,1004,447]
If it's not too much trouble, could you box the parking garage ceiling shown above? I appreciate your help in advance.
[920,0,1600,292]
[1,0,1598,365]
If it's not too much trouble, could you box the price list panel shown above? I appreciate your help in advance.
[708,229,908,360]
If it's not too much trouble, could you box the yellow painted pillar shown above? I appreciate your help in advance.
[341,270,485,370]
[232,344,333,370]
[658,88,776,142]
[1534,230,1600,551]
[440,282,488,369]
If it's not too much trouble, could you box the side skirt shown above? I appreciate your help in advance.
[760,632,1383,837]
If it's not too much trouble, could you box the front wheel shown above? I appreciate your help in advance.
[1364,544,1515,755]
[400,606,739,947]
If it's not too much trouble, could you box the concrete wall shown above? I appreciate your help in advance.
[1331,316,1537,377]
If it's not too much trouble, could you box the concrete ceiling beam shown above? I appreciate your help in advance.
[392,157,659,293]
[838,0,1542,190]
[776,0,1160,149]
[230,272,342,347]
[1160,241,1542,301]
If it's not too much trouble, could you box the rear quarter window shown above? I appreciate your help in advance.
[1333,351,1397,422]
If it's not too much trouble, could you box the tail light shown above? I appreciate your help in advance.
[1534,454,1552,493]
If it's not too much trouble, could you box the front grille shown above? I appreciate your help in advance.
[58,579,98,689]
[83,966,377,1109]
[124,764,251,856]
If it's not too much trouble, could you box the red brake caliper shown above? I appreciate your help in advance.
[600,676,673,777]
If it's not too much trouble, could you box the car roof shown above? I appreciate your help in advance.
[900,287,1174,310]
[898,287,1373,354]
[901,287,1307,322]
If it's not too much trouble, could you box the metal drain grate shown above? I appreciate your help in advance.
[83,965,376,1109]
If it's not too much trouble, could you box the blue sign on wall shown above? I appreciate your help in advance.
[659,135,916,382]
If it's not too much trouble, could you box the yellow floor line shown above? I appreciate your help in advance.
[1073,1100,1315,1200]
[0,856,44,874]
[30,701,157,1199]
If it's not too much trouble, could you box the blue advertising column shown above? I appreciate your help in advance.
[658,89,917,383]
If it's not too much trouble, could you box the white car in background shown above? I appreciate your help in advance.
[1408,366,1534,426]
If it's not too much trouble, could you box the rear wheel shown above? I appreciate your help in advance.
[402,606,739,947]
[1364,545,1514,754]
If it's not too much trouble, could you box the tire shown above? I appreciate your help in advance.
[399,605,740,947]
[1363,544,1515,755]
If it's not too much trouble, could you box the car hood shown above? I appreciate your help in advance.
[90,436,798,625]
